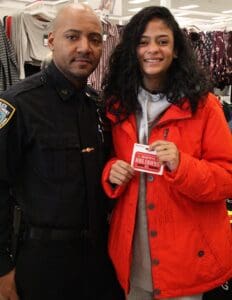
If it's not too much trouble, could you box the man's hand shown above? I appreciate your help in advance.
[0,269,19,300]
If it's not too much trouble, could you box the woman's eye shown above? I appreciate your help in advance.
[138,40,148,45]
[159,40,168,45]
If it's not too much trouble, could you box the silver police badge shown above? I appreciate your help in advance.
[0,98,16,129]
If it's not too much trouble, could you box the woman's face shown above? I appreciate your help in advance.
[136,18,176,91]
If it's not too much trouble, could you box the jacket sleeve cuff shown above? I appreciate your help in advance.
[163,152,187,183]
[102,158,127,198]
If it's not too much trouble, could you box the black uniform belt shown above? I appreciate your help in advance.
[25,226,90,241]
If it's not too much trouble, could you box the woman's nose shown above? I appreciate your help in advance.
[148,41,159,53]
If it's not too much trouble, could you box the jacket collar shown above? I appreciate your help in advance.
[157,100,192,127]
[107,99,192,125]
[107,100,192,141]
[42,61,99,102]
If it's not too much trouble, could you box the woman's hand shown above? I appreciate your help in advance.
[149,140,180,171]
[109,160,135,186]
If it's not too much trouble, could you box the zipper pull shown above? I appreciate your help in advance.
[98,124,104,143]
[163,128,169,140]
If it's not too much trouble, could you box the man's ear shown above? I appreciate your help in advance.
[48,32,55,51]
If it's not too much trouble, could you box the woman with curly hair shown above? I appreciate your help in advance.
[101,6,232,300]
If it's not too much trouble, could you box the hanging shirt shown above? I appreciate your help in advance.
[11,12,53,79]
[88,21,120,91]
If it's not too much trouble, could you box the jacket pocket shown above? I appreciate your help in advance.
[36,135,81,180]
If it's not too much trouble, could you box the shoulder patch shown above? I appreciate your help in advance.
[0,99,16,129]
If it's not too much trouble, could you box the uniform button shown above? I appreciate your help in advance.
[153,288,161,296]
[198,250,205,257]
[61,89,68,95]
[152,258,159,266]
[147,174,154,182]
[147,203,155,210]
[150,230,157,237]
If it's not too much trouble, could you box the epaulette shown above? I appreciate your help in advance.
[0,72,44,99]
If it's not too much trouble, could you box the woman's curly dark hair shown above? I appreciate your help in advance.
[102,6,212,119]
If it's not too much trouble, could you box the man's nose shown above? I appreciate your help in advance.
[76,37,91,53]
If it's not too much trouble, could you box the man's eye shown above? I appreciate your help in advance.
[89,35,103,45]
[66,35,78,41]
[91,38,102,45]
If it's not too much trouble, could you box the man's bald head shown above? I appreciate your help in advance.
[48,3,103,89]
[52,3,102,33]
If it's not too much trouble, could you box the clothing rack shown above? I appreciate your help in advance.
[187,30,232,89]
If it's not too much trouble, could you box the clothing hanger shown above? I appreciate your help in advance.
[94,9,111,25]
[187,25,201,33]
[24,1,55,21]
[24,0,69,21]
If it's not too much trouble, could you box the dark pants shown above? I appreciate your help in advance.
[203,280,232,300]
[15,238,124,300]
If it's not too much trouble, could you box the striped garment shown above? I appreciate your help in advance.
[88,21,120,92]
[0,20,19,92]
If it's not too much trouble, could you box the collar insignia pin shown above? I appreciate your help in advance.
[81,147,95,153]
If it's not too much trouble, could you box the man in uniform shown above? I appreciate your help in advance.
[0,4,122,300]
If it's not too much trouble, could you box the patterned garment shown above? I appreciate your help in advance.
[225,31,232,85]
[211,31,227,88]
[188,30,232,89]
[0,20,19,92]
[88,21,120,92]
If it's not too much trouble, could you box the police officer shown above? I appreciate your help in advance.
[0,4,123,300]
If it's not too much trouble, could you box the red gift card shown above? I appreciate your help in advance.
[131,143,163,175]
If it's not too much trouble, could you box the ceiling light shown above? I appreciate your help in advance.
[129,0,150,3]
[174,12,191,17]
[222,10,232,14]
[212,16,228,20]
[178,5,199,10]
[128,7,143,12]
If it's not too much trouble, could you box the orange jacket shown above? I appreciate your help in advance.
[102,93,232,299]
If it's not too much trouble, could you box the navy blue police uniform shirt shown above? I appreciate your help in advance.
[0,61,111,275]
